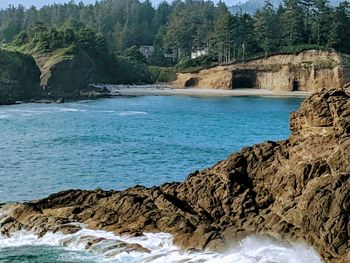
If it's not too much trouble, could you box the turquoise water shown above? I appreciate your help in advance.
[0,95,301,202]
[0,95,323,263]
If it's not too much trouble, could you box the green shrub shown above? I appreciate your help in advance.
[148,66,177,83]
[123,45,148,64]
[280,44,326,54]
[175,55,217,72]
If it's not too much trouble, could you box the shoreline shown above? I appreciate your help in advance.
[0,85,313,107]
[96,84,312,98]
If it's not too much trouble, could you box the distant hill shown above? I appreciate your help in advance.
[230,0,343,14]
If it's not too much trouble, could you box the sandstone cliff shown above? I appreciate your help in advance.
[1,87,350,262]
[173,50,350,92]
[0,48,42,104]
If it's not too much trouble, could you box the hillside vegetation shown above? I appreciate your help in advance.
[0,0,350,66]
[10,22,154,85]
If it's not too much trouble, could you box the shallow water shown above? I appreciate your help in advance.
[0,95,321,262]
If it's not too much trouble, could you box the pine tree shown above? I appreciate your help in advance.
[212,7,232,63]
[299,0,314,43]
[327,1,350,52]
[310,0,332,47]
[282,0,304,47]
[254,0,280,56]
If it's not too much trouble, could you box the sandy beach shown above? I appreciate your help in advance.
[95,84,312,98]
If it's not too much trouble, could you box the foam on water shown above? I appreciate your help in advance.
[58,108,86,112]
[117,111,148,116]
[0,227,323,263]
[0,106,86,119]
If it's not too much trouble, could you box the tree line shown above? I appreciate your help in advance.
[0,0,350,66]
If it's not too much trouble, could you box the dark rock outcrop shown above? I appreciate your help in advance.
[34,46,96,98]
[2,88,350,262]
[0,48,42,104]
[0,46,111,105]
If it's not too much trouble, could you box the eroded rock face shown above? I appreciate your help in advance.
[173,50,350,92]
[35,47,95,98]
[2,88,350,262]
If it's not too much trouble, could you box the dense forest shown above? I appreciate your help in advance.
[229,0,342,14]
[1,0,350,70]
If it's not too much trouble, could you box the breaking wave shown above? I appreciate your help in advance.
[0,227,322,263]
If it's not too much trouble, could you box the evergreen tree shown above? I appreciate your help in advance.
[327,1,350,52]
[310,0,332,47]
[212,4,232,63]
[282,0,304,46]
[254,0,280,56]
[299,0,314,42]
[0,0,349,68]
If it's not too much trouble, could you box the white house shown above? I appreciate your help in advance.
[139,46,155,60]
[191,48,209,59]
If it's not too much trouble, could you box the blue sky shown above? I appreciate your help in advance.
[0,0,245,9]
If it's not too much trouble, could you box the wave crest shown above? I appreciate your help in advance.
[0,228,322,263]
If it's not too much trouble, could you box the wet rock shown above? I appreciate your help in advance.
[56,97,64,104]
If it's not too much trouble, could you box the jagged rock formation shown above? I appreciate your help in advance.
[173,50,350,92]
[0,48,42,104]
[1,88,350,262]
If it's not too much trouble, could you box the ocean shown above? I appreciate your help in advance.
[0,95,322,262]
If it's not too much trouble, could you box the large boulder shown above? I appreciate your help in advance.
[0,48,41,104]
[2,88,350,262]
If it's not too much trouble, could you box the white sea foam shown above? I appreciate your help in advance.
[118,111,148,116]
[95,110,116,113]
[0,227,323,263]
[58,108,86,112]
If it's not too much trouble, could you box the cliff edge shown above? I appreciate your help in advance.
[0,48,42,104]
[34,46,96,99]
[1,87,350,262]
[173,50,350,92]
[0,46,110,105]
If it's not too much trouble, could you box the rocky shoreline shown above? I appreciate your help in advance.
[0,86,120,106]
[1,87,350,262]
